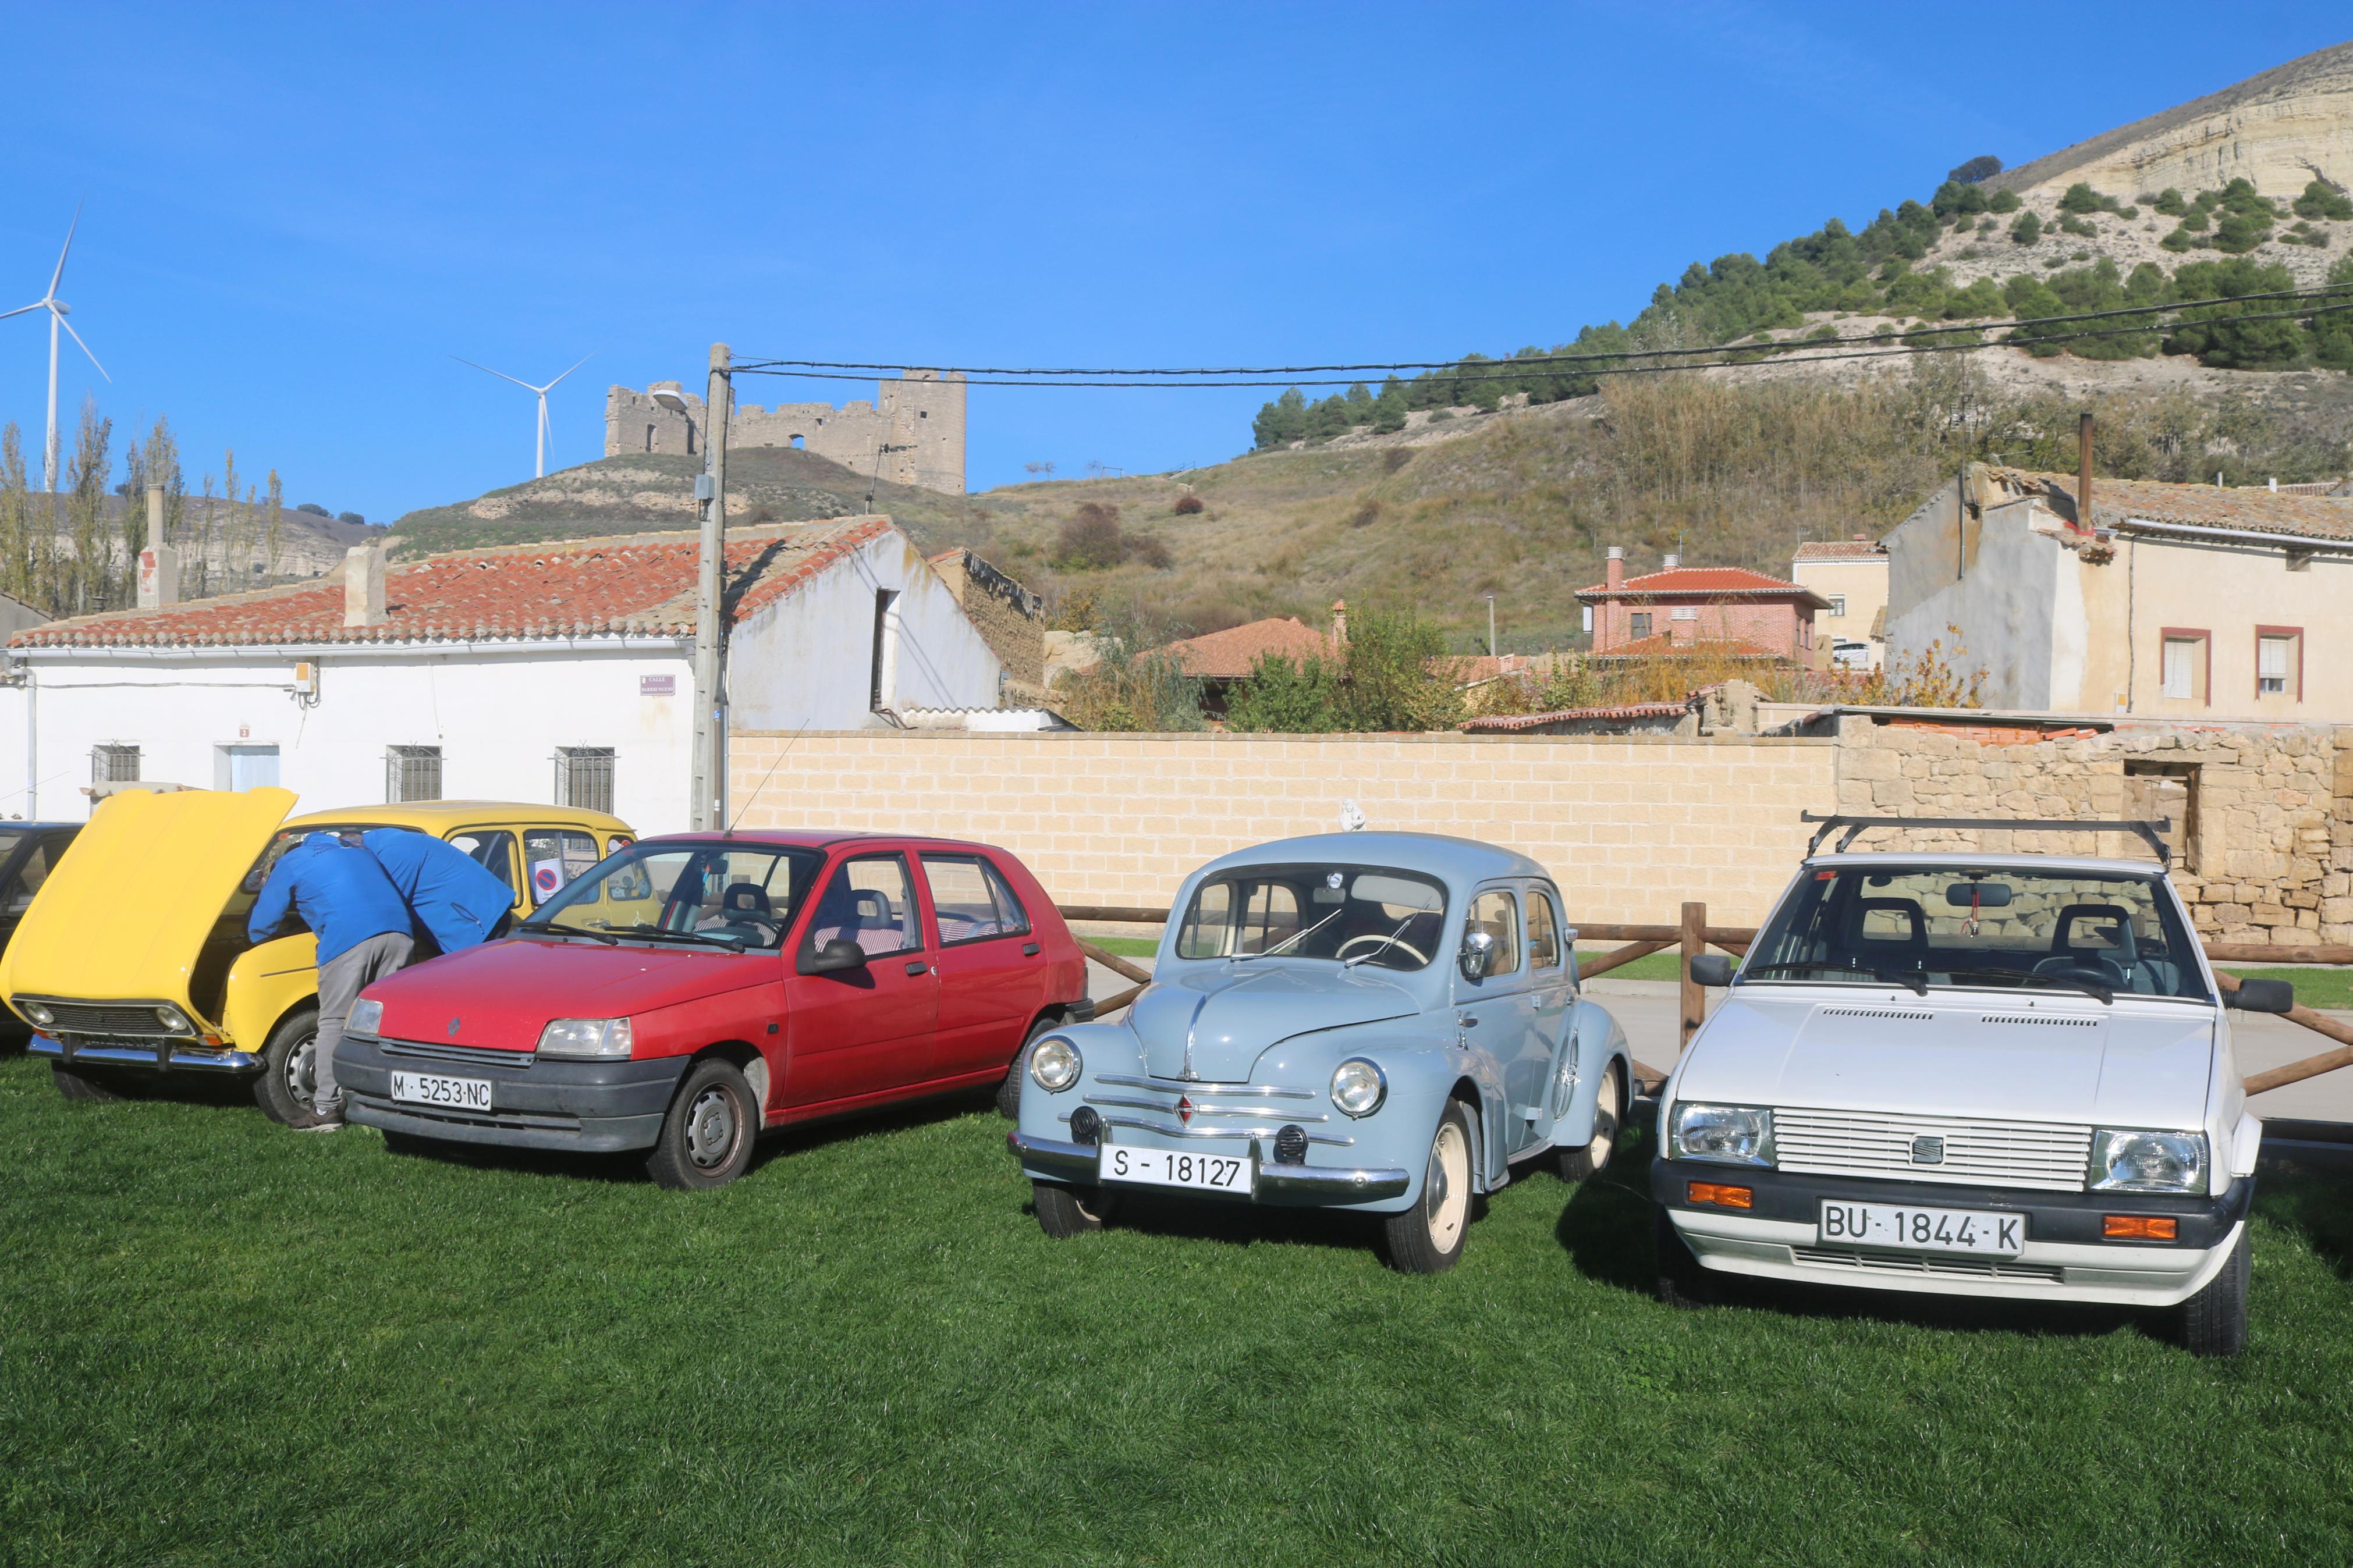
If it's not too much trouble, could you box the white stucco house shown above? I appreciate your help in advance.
[0,515,1005,833]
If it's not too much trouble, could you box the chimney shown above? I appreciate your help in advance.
[136,485,177,608]
[2077,411,2094,532]
[1330,598,1347,646]
[1852,532,1868,542]
[1662,552,1681,570]
[343,543,386,628]
[1605,546,1624,591]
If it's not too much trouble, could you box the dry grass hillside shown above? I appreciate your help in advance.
[388,356,2353,654]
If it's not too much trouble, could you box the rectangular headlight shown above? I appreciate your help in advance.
[2088,1129,2208,1193]
[535,1017,634,1060]
[1670,1102,1776,1167]
[346,998,384,1039]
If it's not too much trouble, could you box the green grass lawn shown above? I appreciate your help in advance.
[5,1053,2353,1564]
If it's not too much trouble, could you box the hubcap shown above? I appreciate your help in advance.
[1591,1073,1620,1167]
[684,1086,739,1169]
[288,1037,316,1102]
[1425,1120,1470,1250]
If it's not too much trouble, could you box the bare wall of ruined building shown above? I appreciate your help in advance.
[929,549,1046,699]
[604,371,966,495]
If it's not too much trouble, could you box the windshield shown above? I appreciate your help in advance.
[1174,863,1447,971]
[1744,863,2209,1002]
[527,842,824,951]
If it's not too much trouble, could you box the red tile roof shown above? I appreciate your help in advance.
[12,517,897,649]
[1586,634,1790,662]
[1988,466,2353,542]
[1791,539,1887,562]
[1574,565,1827,604]
[1148,616,1333,679]
[1461,701,1689,731]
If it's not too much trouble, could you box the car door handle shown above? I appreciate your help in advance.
[905,961,928,976]
[1456,1014,1479,1027]
[1023,942,1041,957]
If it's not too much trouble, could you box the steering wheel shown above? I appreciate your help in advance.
[702,910,781,941]
[1337,933,1431,966]
[2033,954,2127,988]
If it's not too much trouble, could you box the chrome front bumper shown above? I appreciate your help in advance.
[30,1034,260,1072]
[1007,1129,1411,1205]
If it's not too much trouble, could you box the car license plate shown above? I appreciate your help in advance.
[1819,1201,2022,1256]
[1099,1144,1251,1194]
[389,1070,494,1113]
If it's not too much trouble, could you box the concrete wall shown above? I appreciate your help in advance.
[1887,485,2073,709]
[727,730,1839,924]
[605,372,966,495]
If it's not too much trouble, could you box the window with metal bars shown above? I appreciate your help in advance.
[385,745,442,803]
[91,744,140,784]
[554,747,615,815]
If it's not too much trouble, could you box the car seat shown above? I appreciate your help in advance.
[2043,902,2136,990]
[1844,897,1928,968]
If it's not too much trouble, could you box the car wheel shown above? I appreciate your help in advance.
[2166,1225,2249,1358]
[1556,1062,1624,1183]
[51,1062,126,1102]
[645,1058,758,1190]
[1655,1208,1721,1309]
[253,1008,322,1127]
[1032,1180,1117,1238]
[1382,1099,1475,1274]
[997,1017,1061,1120]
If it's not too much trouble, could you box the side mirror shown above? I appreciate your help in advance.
[2225,977,2294,1014]
[1689,953,1736,987]
[798,938,869,976]
[1458,929,1496,982]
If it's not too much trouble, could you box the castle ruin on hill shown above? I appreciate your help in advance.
[605,369,966,495]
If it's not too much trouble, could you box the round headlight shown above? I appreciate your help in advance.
[154,1006,190,1033]
[1030,1036,1081,1093]
[20,1001,53,1027]
[1330,1058,1386,1118]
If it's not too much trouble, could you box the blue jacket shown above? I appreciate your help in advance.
[362,829,516,955]
[247,832,412,965]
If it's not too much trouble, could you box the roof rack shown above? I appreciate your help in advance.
[1798,812,2174,865]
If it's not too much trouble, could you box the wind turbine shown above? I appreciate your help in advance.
[454,351,594,478]
[1,203,110,493]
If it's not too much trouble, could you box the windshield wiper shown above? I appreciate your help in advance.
[1344,910,1424,969]
[1986,969,2114,1005]
[1232,908,1344,962]
[611,924,747,954]
[1743,961,1928,997]
[514,920,619,945]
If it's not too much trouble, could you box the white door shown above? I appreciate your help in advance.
[221,745,281,791]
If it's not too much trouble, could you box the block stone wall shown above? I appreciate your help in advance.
[605,371,966,495]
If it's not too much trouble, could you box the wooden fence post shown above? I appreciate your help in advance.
[1680,900,1705,1052]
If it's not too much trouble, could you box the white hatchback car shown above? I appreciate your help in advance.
[1653,817,2290,1357]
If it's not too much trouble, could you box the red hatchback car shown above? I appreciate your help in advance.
[335,832,1091,1187]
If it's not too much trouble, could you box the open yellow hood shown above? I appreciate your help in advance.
[0,787,297,1016]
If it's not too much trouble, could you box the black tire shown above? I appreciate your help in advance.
[2166,1225,2250,1357]
[1381,1098,1477,1274]
[644,1057,758,1191]
[52,1062,126,1102]
[1032,1180,1116,1238]
[997,1016,1062,1120]
[1556,1062,1624,1184]
[1656,1208,1722,1309]
[253,1008,323,1127]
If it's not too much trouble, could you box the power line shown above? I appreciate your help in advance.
[731,294,2353,390]
[731,282,2353,381]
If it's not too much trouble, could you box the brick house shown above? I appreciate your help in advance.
[1574,549,1829,664]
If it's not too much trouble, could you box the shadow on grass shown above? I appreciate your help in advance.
[1039,1186,1389,1257]
[2255,1164,2353,1283]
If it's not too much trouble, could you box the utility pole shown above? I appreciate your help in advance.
[1485,595,1497,660]
[691,343,732,830]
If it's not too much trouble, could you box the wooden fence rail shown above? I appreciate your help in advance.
[1060,902,2353,1101]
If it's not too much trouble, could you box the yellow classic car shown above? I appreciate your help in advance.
[0,788,633,1121]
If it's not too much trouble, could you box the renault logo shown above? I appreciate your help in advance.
[1910,1135,1946,1165]
[447,1017,463,1038]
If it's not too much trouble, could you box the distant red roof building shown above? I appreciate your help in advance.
[1149,615,1335,680]
[1573,550,1829,664]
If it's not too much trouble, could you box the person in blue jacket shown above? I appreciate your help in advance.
[247,832,415,1130]
[359,829,517,956]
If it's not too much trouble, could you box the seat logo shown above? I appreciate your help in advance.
[1910,1135,1945,1165]
[1176,1095,1195,1125]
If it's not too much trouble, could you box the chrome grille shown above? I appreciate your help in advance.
[1790,1246,2064,1283]
[1078,1075,1350,1146]
[1774,1108,2090,1192]
[378,1038,535,1069]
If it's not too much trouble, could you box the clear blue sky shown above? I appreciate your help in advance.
[1,3,2340,521]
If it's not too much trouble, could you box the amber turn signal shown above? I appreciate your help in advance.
[2102,1215,2178,1240]
[1687,1181,1753,1209]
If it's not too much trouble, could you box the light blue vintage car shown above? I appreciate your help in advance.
[1007,831,1635,1271]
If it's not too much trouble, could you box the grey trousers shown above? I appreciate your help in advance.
[315,931,415,1114]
